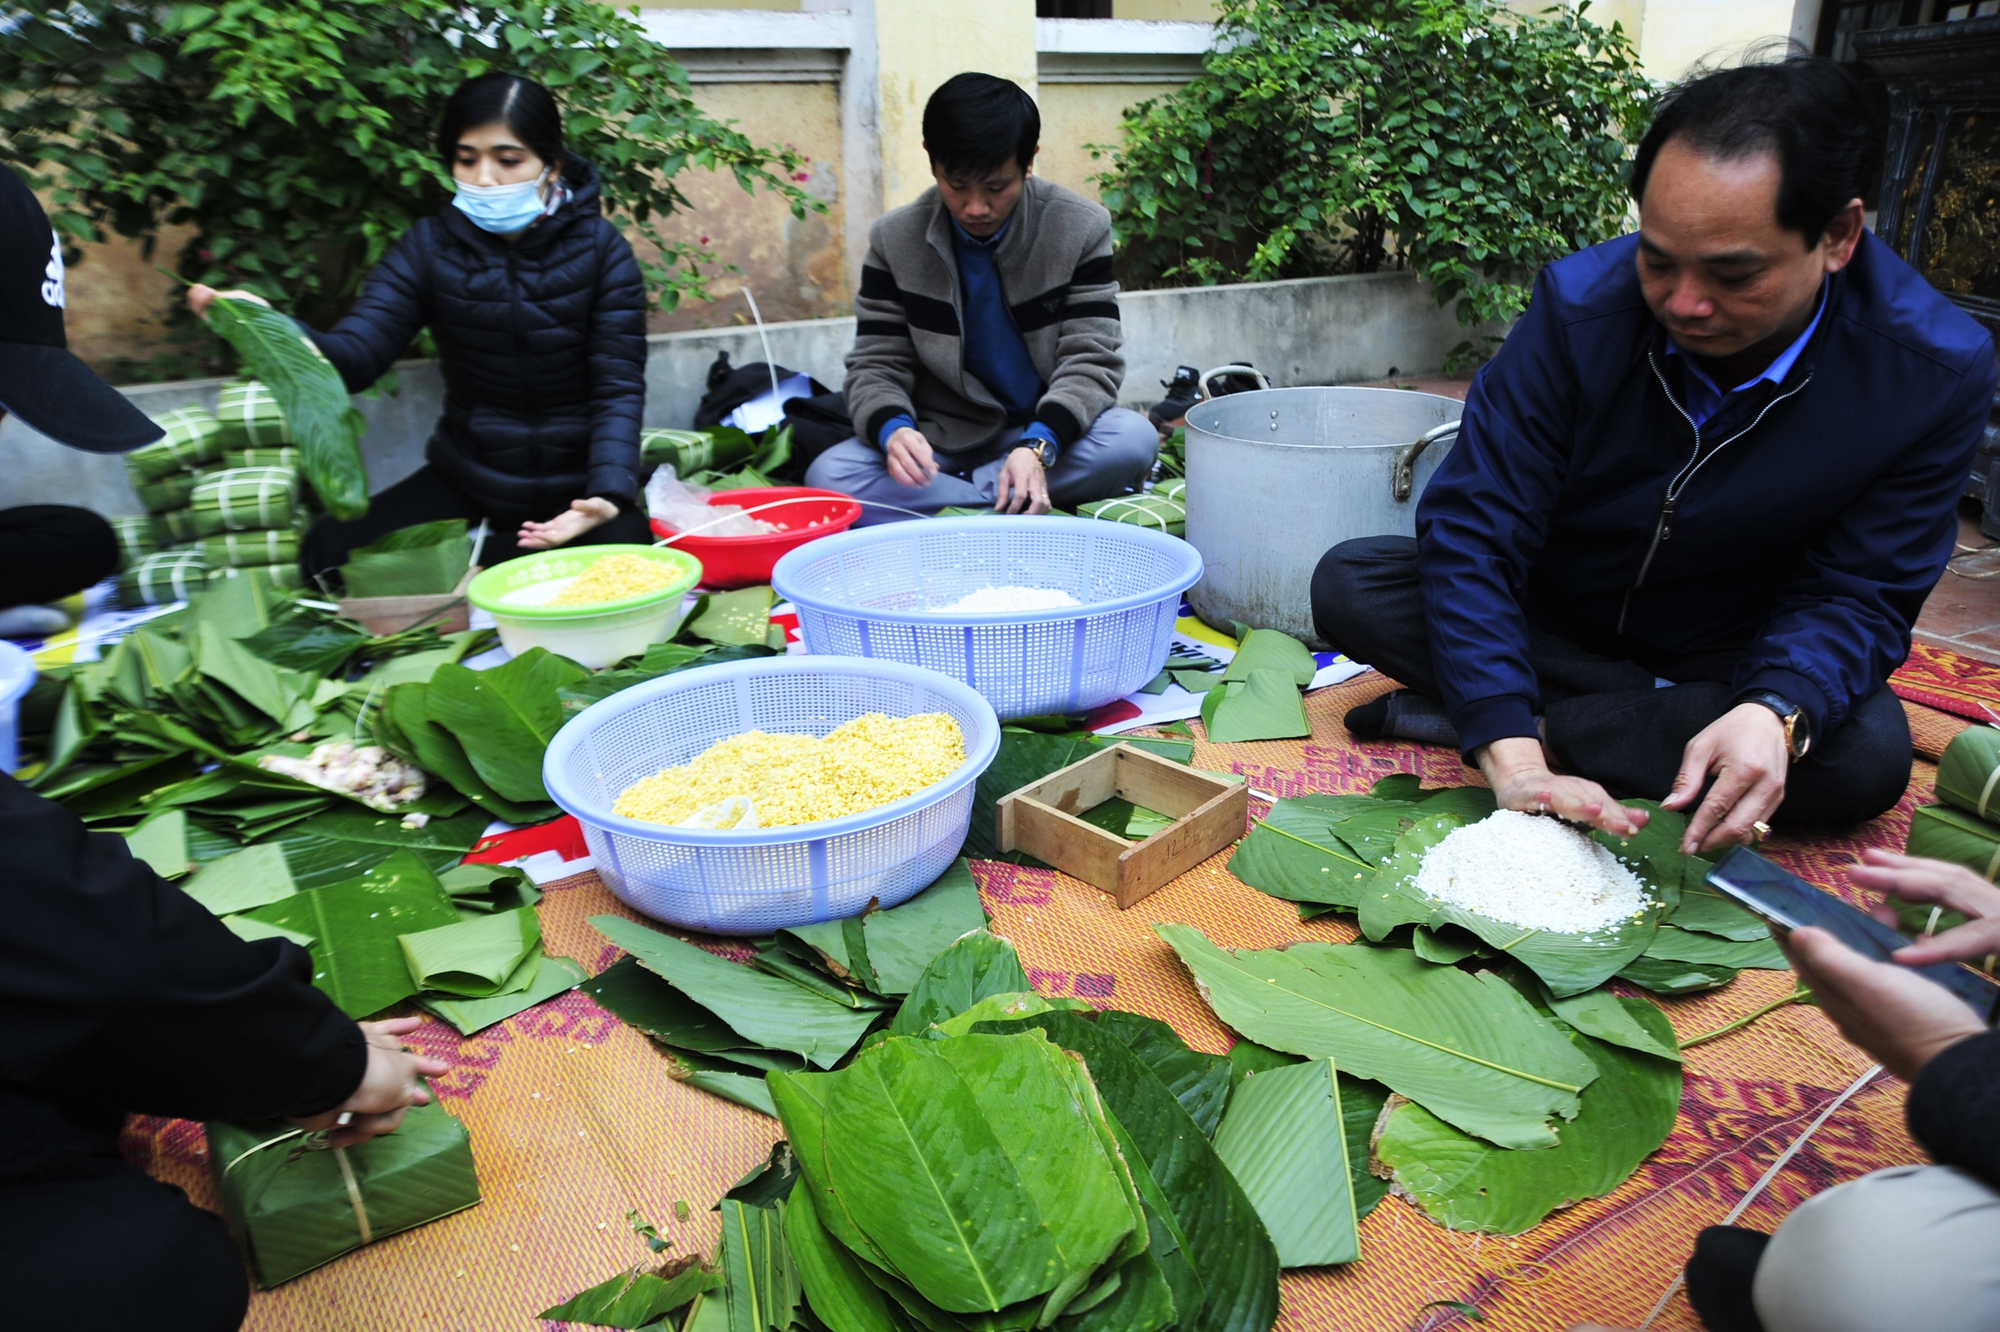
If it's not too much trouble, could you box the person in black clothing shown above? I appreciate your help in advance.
[188,73,651,580]
[1642,849,2000,1332]
[0,166,144,636]
[0,184,447,1331]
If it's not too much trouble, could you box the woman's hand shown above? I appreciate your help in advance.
[1850,848,2000,966]
[519,497,618,551]
[1477,735,1649,837]
[1661,702,1789,854]
[186,284,271,321]
[290,1017,449,1149]
[1779,926,1988,1082]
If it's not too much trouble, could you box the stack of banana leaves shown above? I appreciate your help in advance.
[20,569,783,1028]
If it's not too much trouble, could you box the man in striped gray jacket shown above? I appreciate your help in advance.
[806,73,1158,523]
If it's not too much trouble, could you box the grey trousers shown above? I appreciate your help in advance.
[1721,1165,2000,1332]
[802,407,1159,526]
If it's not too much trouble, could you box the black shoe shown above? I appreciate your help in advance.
[1148,365,1202,431]
[1344,693,1391,740]
[1345,689,1461,749]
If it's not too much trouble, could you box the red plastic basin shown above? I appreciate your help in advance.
[649,486,863,589]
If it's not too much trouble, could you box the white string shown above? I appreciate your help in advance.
[1636,1062,1884,1330]
[649,495,940,548]
[742,288,782,410]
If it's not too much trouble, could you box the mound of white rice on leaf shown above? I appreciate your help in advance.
[1413,809,1653,935]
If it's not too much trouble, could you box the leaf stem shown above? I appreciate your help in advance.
[1252,815,1373,871]
[1678,986,1811,1050]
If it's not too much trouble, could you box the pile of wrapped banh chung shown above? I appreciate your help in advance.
[1905,726,2000,932]
[121,382,310,605]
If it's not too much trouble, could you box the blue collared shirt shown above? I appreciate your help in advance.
[1665,286,1826,428]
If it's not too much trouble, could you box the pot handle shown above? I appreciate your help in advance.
[1392,420,1462,502]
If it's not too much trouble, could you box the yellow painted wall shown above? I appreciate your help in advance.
[874,0,1041,210]
[1036,82,1183,202]
[1113,0,1220,17]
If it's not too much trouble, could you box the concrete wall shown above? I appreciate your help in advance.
[0,270,1484,517]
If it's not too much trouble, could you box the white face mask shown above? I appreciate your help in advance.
[452,166,550,234]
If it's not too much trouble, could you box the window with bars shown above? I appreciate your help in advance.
[1819,0,1999,60]
[1037,0,1114,16]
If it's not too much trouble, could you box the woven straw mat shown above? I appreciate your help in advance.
[123,672,1952,1332]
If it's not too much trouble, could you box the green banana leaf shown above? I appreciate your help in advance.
[425,649,586,805]
[984,1011,1280,1332]
[1905,804,2000,916]
[779,858,988,997]
[784,1181,900,1332]
[1544,986,1682,1062]
[244,850,461,1017]
[1220,630,1316,687]
[1227,797,1382,907]
[764,1071,904,1276]
[224,915,315,948]
[237,610,370,678]
[197,622,318,731]
[691,586,776,646]
[1937,725,2000,823]
[340,520,473,599]
[538,1262,721,1328]
[680,1063,781,1118]
[1156,923,1596,1149]
[1668,854,1772,941]
[1373,995,1682,1235]
[125,808,189,878]
[1411,926,1482,964]
[814,1032,1137,1314]
[1092,1010,1233,1138]
[933,991,1078,1037]
[208,298,369,520]
[182,842,297,916]
[1359,814,1665,997]
[272,805,489,892]
[1644,925,1789,971]
[379,682,557,825]
[718,1197,800,1332]
[1200,671,1310,743]
[1616,956,1739,994]
[1221,1042,1390,1219]
[419,955,585,1036]
[397,906,542,998]
[591,915,877,1069]
[437,863,540,916]
[752,949,895,1010]
[586,956,762,1052]
[887,930,1033,1037]
[1211,1058,1358,1267]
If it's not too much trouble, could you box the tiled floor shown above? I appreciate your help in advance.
[1343,375,2000,666]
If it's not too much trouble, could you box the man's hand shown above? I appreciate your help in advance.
[884,427,940,489]
[290,1017,450,1149]
[993,446,1050,515]
[518,497,617,552]
[1477,735,1649,837]
[1780,926,1987,1081]
[1662,702,1788,854]
[1850,848,2000,966]
[186,284,270,321]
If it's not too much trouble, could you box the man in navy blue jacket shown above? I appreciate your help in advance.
[1314,56,1997,854]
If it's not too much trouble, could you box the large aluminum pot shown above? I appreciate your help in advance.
[1184,387,1464,648]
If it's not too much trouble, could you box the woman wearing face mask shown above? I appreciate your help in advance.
[188,72,650,575]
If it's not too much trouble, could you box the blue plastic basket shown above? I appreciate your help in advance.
[771,515,1203,719]
[542,655,1001,934]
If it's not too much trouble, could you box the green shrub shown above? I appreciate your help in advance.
[0,0,820,374]
[1095,0,1651,344]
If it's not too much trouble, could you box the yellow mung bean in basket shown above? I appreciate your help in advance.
[613,712,966,828]
[550,553,679,607]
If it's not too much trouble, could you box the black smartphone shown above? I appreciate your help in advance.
[1706,846,2000,1024]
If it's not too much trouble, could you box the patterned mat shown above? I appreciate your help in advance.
[1891,640,2000,722]
[124,674,1942,1332]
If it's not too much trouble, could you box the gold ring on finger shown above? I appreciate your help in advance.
[1751,820,1772,842]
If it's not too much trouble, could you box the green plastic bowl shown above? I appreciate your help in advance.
[467,545,703,668]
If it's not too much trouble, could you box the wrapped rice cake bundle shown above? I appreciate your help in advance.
[127,406,223,481]
[1079,490,1185,537]
[158,506,201,545]
[1901,803,1997,935]
[108,515,161,570]
[1936,727,2000,825]
[208,563,305,591]
[640,426,752,475]
[119,549,208,606]
[226,446,301,471]
[214,379,293,450]
[134,470,210,514]
[200,529,299,570]
[208,1095,479,1288]
[191,466,300,536]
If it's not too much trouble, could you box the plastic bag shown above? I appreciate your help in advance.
[677,795,760,830]
[644,464,773,537]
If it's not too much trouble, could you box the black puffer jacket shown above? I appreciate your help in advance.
[307,154,646,516]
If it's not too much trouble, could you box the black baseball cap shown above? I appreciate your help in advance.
[0,166,163,453]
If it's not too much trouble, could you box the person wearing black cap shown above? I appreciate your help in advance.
[0,161,449,1331]
[0,166,155,638]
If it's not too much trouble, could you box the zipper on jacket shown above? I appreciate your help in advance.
[503,248,540,482]
[1615,352,1815,634]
